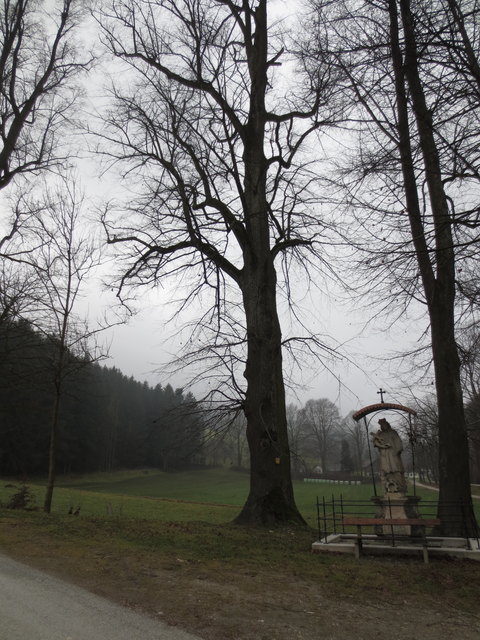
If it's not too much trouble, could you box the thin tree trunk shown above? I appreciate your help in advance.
[43,275,70,513]
[43,387,61,513]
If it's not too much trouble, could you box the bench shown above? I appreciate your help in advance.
[342,517,441,563]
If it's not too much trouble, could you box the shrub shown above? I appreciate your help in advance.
[4,484,37,510]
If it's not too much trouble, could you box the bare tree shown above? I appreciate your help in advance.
[286,403,307,477]
[0,0,90,305]
[341,411,367,476]
[414,396,440,484]
[0,259,38,322]
[299,398,341,473]
[97,0,340,524]
[19,176,107,513]
[393,0,477,534]
[309,0,478,535]
[0,0,87,190]
[228,413,249,469]
[201,412,248,468]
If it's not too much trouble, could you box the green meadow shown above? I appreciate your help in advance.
[0,468,452,526]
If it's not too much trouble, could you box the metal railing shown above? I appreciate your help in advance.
[316,494,480,550]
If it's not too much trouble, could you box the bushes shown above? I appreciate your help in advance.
[2,483,37,510]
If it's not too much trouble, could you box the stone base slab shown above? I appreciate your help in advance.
[312,534,480,561]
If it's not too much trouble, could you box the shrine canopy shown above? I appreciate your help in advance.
[352,402,417,422]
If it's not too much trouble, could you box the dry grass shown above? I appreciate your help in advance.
[1,509,480,640]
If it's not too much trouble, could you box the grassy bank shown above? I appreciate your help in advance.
[1,506,480,607]
[1,506,480,640]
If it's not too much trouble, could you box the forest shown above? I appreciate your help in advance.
[0,319,203,476]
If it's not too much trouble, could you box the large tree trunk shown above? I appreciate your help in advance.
[234,0,304,526]
[430,298,476,535]
[235,254,304,524]
[395,0,477,535]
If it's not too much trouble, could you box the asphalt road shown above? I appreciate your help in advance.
[0,553,200,640]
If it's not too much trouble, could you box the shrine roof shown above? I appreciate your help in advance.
[352,402,417,422]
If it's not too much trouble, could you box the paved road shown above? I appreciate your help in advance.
[0,553,200,640]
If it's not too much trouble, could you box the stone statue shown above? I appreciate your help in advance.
[372,418,407,495]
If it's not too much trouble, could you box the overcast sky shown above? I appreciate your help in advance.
[99,279,427,416]
[0,0,431,418]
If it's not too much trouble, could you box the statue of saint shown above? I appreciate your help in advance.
[372,418,407,495]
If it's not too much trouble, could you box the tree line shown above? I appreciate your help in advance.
[0,319,203,477]
[2,314,480,501]
[0,318,368,480]
[0,318,364,480]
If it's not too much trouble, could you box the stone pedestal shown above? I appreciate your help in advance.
[372,495,422,537]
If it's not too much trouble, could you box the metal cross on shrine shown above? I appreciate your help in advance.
[377,387,387,403]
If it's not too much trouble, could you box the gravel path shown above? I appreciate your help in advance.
[0,553,199,640]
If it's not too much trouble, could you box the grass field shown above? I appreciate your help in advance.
[0,467,457,526]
